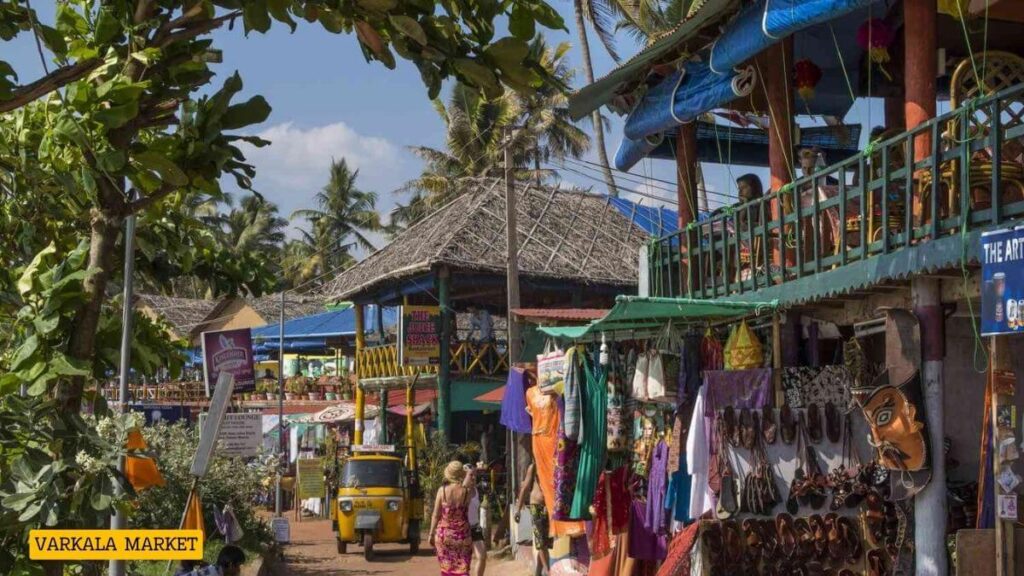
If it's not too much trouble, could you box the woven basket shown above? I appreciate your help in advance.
[724,320,764,370]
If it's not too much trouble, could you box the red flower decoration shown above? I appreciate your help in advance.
[794,59,823,101]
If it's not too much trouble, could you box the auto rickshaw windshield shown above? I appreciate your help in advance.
[342,459,402,487]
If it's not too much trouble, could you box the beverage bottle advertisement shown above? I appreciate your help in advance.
[981,228,1024,336]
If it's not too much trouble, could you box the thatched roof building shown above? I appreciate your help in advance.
[135,294,225,341]
[321,179,648,308]
[249,294,325,323]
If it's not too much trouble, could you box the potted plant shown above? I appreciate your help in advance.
[341,377,354,401]
[259,380,277,401]
[286,376,307,400]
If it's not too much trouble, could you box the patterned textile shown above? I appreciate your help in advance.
[700,332,724,371]
[526,387,584,537]
[564,348,583,442]
[606,357,629,452]
[703,368,773,416]
[655,521,700,576]
[553,396,581,520]
[780,366,854,410]
[500,368,533,434]
[436,491,472,576]
[529,504,552,549]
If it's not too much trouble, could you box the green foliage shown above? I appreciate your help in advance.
[130,422,275,561]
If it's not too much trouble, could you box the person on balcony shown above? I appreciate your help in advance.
[467,306,494,343]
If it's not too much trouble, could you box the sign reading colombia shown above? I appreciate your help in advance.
[29,530,202,560]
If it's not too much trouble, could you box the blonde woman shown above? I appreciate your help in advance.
[429,461,473,576]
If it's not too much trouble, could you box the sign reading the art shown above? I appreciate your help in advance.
[201,328,256,395]
[296,458,325,500]
[400,305,441,366]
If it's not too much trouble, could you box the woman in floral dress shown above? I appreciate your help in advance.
[429,461,473,576]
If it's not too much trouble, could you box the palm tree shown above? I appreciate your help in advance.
[221,194,288,256]
[291,158,382,278]
[394,40,591,229]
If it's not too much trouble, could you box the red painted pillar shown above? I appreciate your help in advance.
[904,0,937,160]
[758,38,796,273]
[676,123,698,294]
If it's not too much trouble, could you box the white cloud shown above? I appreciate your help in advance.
[236,121,406,232]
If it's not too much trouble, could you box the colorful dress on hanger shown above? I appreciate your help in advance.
[606,351,629,453]
[571,351,608,519]
[590,466,630,559]
[525,386,584,537]
[499,367,532,434]
[553,394,581,520]
[628,499,666,561]
[646,439,669,533]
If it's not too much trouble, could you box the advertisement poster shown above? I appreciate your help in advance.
[981,227,1024,336]
[296,458,325,500]
[199,412,262,458]
[201,328,256,395]
[399,305,441,366]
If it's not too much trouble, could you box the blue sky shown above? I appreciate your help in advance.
[5,2,897,247]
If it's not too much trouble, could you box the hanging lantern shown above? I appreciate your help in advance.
[793,59,823,102]
[856,18,895,81]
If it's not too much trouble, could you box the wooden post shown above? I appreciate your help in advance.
[912,277,948,575]
[758,38,796,273]
[991,336,1016,576]
[438,268,452,440]
[904,0,938,161]
[354,304,365,445]
[676,123,699,294]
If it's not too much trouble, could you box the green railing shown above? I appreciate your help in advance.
[649,83,1024,299]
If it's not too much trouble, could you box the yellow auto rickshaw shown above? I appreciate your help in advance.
[334,375,429,560]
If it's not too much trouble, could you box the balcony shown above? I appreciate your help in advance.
[356,339,510,380]
[648,83,1024,303]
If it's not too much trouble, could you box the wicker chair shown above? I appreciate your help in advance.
[920,50,1024,216]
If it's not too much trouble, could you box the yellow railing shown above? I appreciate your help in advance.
[357,340,509,380]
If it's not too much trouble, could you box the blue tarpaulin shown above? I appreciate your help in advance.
[623,61,756,141]
[250,306,396,341]
[606,196,680,237]
[709,0,882,74]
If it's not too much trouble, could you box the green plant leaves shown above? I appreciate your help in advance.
[221,96,272,130]
[134,151,189,187]
[390,15,427,46]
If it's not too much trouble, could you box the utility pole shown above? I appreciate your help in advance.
[276,290,285,517]
[110,191,138,576]
[505,126,521,364]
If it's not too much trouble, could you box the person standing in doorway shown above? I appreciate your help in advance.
[514,463,550,576]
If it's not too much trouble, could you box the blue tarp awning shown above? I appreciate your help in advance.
[250,306,396,341]
[607,197,680,237]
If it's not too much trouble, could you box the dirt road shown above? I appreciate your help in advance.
[278,519,527,576]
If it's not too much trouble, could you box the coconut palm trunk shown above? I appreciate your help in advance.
[573,0,618,196]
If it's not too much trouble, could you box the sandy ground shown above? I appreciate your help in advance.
[275,519,530,576]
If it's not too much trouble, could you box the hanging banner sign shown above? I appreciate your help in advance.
[399,305,441,366]
[201,328,256,395]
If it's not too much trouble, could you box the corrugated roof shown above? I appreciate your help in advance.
[250,306,397,340]
[512,308,609,322]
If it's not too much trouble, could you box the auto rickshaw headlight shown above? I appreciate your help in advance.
[387,500,400,512]
[340,499,353,512]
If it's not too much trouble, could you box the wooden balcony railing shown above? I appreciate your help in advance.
[356,340,509,380]
[649,83,1024,299]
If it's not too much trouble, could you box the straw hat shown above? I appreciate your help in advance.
[444,461,466,484]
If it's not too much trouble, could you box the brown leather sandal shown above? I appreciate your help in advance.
[807,403,823,444]
[723,520,744,565]
[824,513,843,562]
[762,408,778,445]
[776,513,798,559]
[723,406,739,447]
[825,402,841,443]
[808,514,827,559]
[743,518,762,563]
[780,405,797,444]
[837,517,862,564]
[794,517,815,559]
[867,549,886,576]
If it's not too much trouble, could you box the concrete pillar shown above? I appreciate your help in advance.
[904,0,938,161]
[676,123,699,294]
[912,276,948,576]
[437,268,452,441]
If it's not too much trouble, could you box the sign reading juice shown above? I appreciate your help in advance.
[981,228,1024,336]
[400,305,441,366]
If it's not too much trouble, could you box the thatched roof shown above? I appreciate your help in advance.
[249,294,325,323]
[135,294,222,337]
[322,179,648,303]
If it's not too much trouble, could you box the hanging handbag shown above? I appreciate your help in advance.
[646,350,666,401]
[650,324,680,404]
[631,345,650,400]
[536,339,565,393]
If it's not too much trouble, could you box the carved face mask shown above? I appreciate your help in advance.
[863,386,927,472]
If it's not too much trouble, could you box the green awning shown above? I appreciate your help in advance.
[451,379,505,412]
[538,296,777,339]
[567,0,739,120]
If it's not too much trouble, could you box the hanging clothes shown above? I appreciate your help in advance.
[703,368,773,416]
[590,466,630,559]
[678,334,702,407]
[780,365,854,410]
[500,367,533,434]
[646,439,669,533]
[656,521,700,576]
[564,348,583,442]
[553,395,581,521]
[607,349,630,453]
[664,466,692,524]
[628,499,666,561]
[525,386,584,537]
[700,331,724,371]
[588,531,635,576]
[686,386,713,520]
[572,351,608,518]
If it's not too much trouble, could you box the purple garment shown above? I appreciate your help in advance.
[552,396,580,520]
[646,440,669,532]
[628,500,666,560]
[500,368,533,434]
[703,368,773,417]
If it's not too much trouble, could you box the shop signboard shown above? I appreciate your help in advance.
[981,227,1024,336]
[296,457,325,500]
[399,305,441,366]
[271,517,290,543]
[201,328,256,395]
[198,412,262,458]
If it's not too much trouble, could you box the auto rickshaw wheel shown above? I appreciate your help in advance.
[363,532,375,561]
[336,539,347,554]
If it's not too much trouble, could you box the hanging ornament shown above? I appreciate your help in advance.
[793,59,823,102]
[937,0,970,20]
[856,18,895,81]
